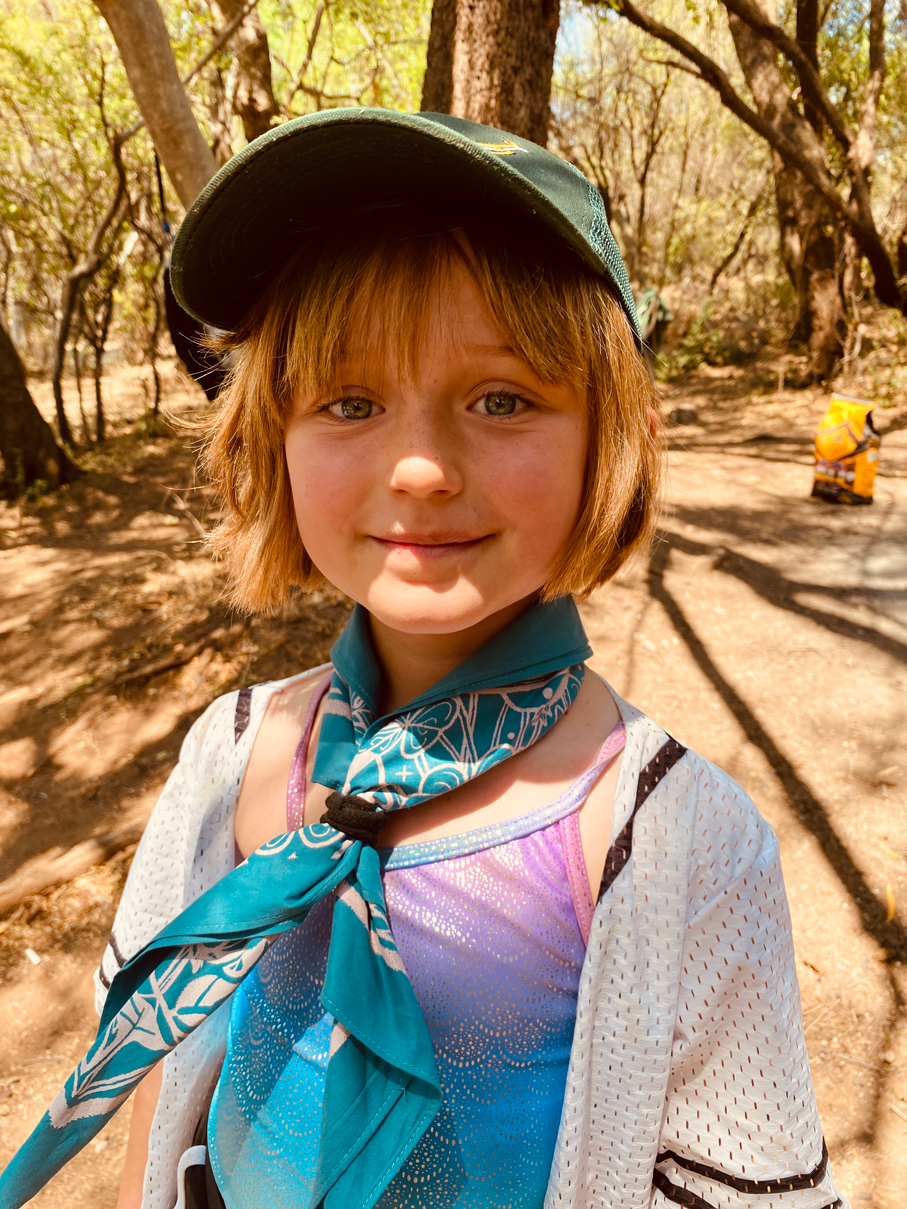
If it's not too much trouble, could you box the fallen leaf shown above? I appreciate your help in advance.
[887,884,897,922]
[879,844,902,861]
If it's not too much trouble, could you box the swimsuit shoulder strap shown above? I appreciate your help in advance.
[286,672,333,831]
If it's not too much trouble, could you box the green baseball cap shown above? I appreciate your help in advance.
[170,108,640,342]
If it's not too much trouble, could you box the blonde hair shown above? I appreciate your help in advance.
[201,215,663,613]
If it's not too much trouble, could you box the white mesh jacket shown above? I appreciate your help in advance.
[95,669,847,1209]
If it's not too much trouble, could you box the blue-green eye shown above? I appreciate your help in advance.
[329,396,377,420]
[477,393,519,416]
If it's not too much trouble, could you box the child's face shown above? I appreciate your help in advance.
[285,260,587,635]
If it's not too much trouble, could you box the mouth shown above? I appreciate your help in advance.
[369,534,491,560]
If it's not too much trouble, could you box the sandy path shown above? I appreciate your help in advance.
[1,400,905,1205]
[582,437,907,1204]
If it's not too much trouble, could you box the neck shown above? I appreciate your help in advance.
[369,596,536,714]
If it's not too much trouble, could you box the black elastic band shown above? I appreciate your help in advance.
[653,1170,718,1208]
[323,791,385,845]
[654,1173,840,1209]
[234,686,253,744]
[656,1139,829,1194]
[598,735,687,901]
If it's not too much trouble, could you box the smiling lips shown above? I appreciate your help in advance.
[370,534,490,559]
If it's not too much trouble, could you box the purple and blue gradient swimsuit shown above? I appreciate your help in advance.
[209,679,625,1209]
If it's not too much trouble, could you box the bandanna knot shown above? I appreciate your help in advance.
[324,791,386,846]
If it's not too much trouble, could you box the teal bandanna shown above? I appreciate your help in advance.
[0,597,590,1209]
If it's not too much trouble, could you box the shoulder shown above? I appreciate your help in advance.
[155,661,333,840]
[177,661,333,780]
[248,661,333,742]
[612,690,775,902]
[94,663,333,1010]
[683,749,774,901]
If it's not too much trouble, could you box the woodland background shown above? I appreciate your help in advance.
[0,0,907,1205]
[0,0,906,482]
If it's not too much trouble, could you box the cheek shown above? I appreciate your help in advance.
[284,430,356,552]
[481,421,586,542]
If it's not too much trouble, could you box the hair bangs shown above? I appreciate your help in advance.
[272,227,590,410]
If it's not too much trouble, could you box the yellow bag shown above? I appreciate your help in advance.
[811,394,880,505]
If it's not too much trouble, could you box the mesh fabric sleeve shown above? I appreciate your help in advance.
[655,784,846,1209]
[93,690,241,1016]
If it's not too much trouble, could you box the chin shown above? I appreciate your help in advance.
[362,581,510,635]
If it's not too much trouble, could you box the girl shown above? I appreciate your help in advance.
[0,110,845,1209]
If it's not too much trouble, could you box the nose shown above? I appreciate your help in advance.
[387,454,463,498]
[385,417,464,499]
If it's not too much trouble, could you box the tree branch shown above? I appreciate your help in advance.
[853,0,886,171]
[78,136,129,278]
[796,0,821,132]
[709,177,767,292]
[603,0,848,221]
[184,0,263,89]
[594,0,904,311]
[725,0,846,141]
[712,0,851,150]
[122,0,263,141]
[354,19,404,104]
[285,2,325,109]
[640,54,703,79]
[51,135,129,446]
[719,0,878,234]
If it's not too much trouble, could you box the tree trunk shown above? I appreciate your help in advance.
[0,323,77,497]
[773,162,848,379]
[795,0,822,134]
[72,341,92,446]
[50,139,128,448]
[728,8,848,380]
[424,0,561,144]
[208,66,235,165]
[94,0,217,208]
[93,286,116,443]
[51,274,81,447]
[94,353,105,442]
[148,278,163,417]
[421,0,456,113]
[212,0,278,143]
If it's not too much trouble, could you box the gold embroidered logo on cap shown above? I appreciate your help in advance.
[475,139,529,155]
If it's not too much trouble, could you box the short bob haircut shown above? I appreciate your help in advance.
[201,211,663,613]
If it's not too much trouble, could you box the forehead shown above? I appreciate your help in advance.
[274,221,594,401]
[340,256,519,373]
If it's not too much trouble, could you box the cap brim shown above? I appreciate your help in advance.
[170,109,618,332]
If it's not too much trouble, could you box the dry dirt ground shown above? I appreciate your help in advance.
[0,361,905,1205]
